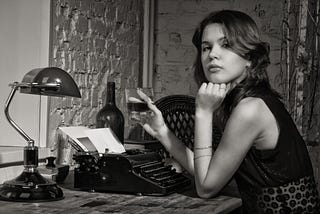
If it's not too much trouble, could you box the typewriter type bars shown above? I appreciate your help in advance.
[73,150,191,196]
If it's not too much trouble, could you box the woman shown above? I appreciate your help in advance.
[138,10,320,213]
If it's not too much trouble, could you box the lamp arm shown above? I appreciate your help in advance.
[4,82,35,146]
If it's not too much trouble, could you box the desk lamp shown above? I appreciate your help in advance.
[0,67,81,202]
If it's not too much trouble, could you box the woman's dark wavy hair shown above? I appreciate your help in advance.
[192,10,281,130]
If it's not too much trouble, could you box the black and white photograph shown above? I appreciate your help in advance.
[0,0,319,213]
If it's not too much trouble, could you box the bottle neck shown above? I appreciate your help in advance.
[106,82,116,105]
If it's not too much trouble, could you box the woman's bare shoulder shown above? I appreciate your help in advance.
[231,97,268,122]
[223,97,272,148]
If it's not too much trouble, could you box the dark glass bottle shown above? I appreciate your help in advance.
[96,82,124,143]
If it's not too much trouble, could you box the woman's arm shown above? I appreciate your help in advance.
[152,125,195,175]
[194,97,265,198]
[137,89,195,174]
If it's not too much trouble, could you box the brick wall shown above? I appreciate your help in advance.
[48,0,143,163]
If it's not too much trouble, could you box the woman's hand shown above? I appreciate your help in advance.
[196,82,231,113]
[137,89,167,139]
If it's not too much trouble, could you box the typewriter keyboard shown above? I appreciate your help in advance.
[134,160,190,190]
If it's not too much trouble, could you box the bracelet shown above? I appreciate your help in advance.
[194,145,212,150]
[194,154,212,160]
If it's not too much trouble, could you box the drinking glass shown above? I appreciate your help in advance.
[125,88,154,125]
[125,88,154,141]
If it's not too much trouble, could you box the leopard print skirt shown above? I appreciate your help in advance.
[257,176,320,213]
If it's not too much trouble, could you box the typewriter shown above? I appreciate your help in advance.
[73,149,191,195]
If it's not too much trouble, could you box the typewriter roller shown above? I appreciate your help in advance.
[73,149,191,195]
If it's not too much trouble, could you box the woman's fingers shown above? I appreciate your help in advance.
[136,89,150,102]
[128,97,144,103]
[225,83,232,94]
[212,83,219,92]
[207,82,214,91]
[142,123,156,136]
[199,82,229,95]
[219,83,226,90]
[218,83,228,97]
[198,82,207,93]
[136,89,162,115]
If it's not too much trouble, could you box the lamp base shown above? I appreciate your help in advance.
[0,169,63,202]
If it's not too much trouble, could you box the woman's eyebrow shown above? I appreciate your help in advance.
[201,41,211,45]
[201,36,227,45]
[217,36,227,42]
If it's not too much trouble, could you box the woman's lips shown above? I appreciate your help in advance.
[207,64,222,72]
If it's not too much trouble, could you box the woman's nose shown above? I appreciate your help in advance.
[209,46,219,59]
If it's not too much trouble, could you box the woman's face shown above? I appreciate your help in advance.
[201,23,250,84]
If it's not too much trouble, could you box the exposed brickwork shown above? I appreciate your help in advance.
[48,0,143,163]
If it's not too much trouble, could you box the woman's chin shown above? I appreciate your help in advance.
[208,80,228,84]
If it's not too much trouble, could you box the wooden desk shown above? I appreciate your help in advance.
[0,172,242,214]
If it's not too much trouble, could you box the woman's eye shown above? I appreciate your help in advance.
[202,46,211,52]
[221,43,229,48]
[221,40,230,48]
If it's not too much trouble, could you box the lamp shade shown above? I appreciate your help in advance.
[19,67,81,98]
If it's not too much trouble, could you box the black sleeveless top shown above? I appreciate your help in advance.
[233,95,320,213]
